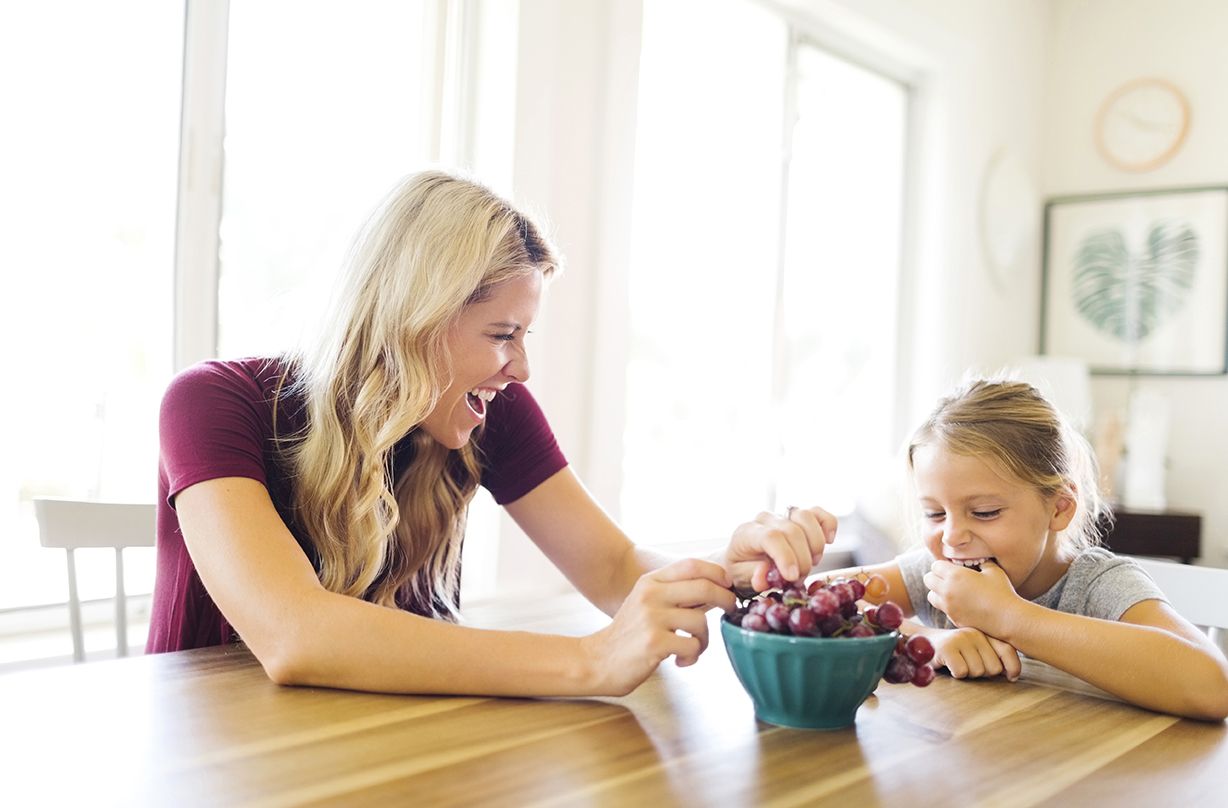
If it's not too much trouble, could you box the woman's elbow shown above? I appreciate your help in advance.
[260,652,304,687]
[248,630,317,687]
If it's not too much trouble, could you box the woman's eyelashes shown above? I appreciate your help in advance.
[490,328,532,343]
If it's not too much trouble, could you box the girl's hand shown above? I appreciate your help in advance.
[928,626,1022,681]
[718,506,837,592]
[923,559,1020,637]
[578,558,736,696]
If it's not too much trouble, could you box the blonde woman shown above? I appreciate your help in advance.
[149,170,832,697]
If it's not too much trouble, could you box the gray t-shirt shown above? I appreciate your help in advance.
[897,546,1167,629]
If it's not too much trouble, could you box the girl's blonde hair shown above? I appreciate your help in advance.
[280,170,559,618]
[907,378,1107,551]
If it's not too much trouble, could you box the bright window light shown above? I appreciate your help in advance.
[622,2,909,548]
[0,1,184,608]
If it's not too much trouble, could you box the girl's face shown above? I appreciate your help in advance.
[419,271,543,450]
[911,443,1076,599]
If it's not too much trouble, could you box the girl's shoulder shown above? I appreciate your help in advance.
[1053,547,1167,620]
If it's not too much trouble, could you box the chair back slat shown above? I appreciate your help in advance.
[32,498,157,663]
[34,499,156,549]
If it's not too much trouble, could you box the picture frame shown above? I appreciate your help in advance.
[1041,186,1228,375]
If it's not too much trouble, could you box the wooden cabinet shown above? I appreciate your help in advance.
[1100,507,1201,564]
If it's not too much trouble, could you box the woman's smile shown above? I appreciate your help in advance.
[419,272,543,449]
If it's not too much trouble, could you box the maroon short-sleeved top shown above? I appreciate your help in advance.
[146,357,567,653]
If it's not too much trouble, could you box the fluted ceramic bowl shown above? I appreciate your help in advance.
[720,618,898,730]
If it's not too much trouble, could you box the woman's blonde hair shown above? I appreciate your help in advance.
[907,378,1107,551]
[280,170,559,618]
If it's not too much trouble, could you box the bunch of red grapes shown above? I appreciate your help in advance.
[728,566,936,687]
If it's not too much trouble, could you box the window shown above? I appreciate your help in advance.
[621,0,909,546]
[1,0,516,638]
[0,1,184,611]
[217,1,434,358]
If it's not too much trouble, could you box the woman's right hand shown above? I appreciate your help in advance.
[928,626,1022,681]
[578,558,736,696]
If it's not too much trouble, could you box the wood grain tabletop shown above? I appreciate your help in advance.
[2,593,1224,807]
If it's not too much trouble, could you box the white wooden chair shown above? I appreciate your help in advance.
[33,498,157,663]
[1129,555,1228,656]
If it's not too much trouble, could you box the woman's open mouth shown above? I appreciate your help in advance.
[465,388,496,419]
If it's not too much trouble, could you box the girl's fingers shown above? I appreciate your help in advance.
[989,636,1022,681]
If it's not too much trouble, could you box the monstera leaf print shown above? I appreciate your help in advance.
[1071,220,1199,342]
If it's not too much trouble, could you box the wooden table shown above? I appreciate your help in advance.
[2,594,1225,807]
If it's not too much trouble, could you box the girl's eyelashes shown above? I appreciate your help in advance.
[491,332,517,342]
[922,509,1002,520]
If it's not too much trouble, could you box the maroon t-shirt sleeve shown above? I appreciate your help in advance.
[477,383,568,504]
[159,360,272,505]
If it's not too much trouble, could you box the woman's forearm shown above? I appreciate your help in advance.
[1000,602,1228,720]
[260,589,602,697]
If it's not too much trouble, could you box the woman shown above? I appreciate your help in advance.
[149,170,832,697]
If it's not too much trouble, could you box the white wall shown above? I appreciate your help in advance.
[1043,0,1228,565]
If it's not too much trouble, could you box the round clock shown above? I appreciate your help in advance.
[1094,78,1190,172]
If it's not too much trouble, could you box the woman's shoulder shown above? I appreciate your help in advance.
[170,356,290,390]
[165,356,293,405]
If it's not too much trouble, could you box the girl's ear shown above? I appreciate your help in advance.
[1050,488,1077,532]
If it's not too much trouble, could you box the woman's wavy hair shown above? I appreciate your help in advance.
[280,170,559,618]
[906,377,1107,551]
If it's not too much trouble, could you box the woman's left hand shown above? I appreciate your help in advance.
[718,506,837,593]
[923,560,1020,636]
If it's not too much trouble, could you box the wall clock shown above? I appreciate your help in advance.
[1094,78,1190,173]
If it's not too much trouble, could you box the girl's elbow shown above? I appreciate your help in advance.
[1185,661,1228,722]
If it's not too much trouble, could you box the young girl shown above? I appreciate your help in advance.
[149,169,831,698]
[813,378,1228,720]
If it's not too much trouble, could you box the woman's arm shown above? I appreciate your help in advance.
[925,561,1228,720]
[501,467,670,616]
[177,476,732,697]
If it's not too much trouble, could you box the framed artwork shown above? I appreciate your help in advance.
[1041,186,1228,375]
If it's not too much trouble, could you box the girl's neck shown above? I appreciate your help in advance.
[1016,538,1076,600]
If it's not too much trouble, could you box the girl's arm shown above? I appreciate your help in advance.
[926,561,1228,720]
[998,599,1228,720]
[177,476,733,697]
[807,560,1024,678]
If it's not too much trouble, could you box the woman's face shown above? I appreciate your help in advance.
[912,443,1074,599]
[419,271,543,450]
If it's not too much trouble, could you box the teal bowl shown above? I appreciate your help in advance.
[720,618,898,730]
